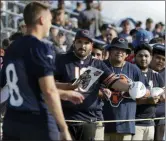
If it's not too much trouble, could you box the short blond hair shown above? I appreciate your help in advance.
[23,2,50,26]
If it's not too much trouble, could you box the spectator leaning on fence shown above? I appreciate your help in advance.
[103,37,147,141]
[132,43,164,141]
[149,44,165,141]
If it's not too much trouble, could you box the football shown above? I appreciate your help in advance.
[150,87,164,97]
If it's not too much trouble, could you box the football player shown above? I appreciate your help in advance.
[0,2,84,140]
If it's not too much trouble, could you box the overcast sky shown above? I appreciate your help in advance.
[101,1,165,24]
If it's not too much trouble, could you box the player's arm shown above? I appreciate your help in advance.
[55,82,84,104]
[39,76,69,133]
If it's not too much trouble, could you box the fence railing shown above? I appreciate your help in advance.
[1,9,106,45]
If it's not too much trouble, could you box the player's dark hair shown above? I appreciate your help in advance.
[23,2,50,26]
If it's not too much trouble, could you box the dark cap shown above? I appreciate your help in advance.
[106,37,131,54]
[75,29,93,42]
[152,44,165,56]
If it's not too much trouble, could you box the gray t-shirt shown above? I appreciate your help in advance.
[78,8,103,37]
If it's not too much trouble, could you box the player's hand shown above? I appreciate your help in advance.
[60,129,72,141]
[64,90,84,104]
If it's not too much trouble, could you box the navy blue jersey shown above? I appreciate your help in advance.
[1,35,59,139]
[159,68,165,81]
[55,52,113,121]
[103,60,145,134]
[136,68,165,126]
[155,68,165,125]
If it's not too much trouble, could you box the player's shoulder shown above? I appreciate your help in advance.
[55,52,74,64]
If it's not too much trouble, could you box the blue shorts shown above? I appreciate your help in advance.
[3,119,60,140]
[3,109,60,140]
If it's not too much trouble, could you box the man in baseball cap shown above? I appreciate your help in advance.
[149,43,165,141]
[106,37,131,54]
[75,29,93,42]
[103,37,148,141]
[150,44,165,72]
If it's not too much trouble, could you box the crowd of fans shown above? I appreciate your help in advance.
[0,1,165,141]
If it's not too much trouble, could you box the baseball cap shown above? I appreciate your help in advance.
[132,29,151,48]
[106,37,131,54]
[75,29,93,42]
[152,44,165,56]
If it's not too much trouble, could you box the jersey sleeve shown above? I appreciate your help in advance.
[30,42,56,78]
[98,61,114,86]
